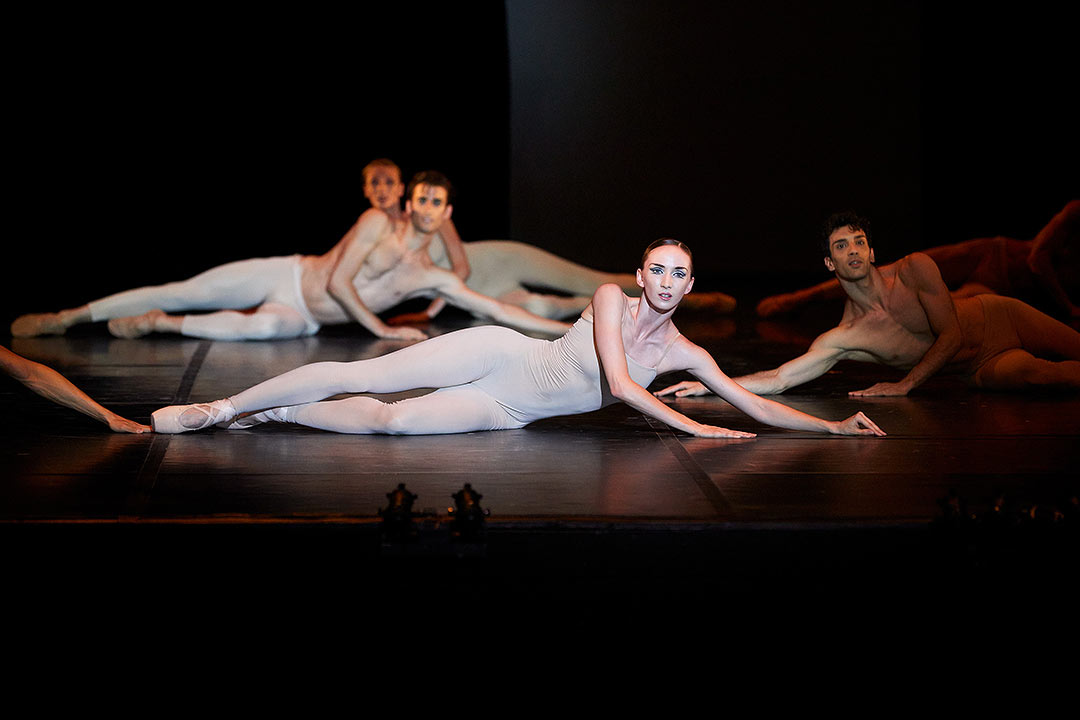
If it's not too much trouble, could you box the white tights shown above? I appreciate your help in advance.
[88,256,318,340]
[227,326,535,434]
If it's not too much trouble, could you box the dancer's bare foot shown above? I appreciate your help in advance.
[108,309,167,338]
[11,312,68,337]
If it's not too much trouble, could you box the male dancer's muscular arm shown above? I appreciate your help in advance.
[328,213,426,341]
[655,328,852,397]
[848,253,962,397]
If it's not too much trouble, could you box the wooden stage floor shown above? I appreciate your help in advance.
[4,302,1078,627]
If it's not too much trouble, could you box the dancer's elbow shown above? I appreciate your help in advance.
[606,375,639,402]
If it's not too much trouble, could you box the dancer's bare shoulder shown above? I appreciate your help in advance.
[892,252,942,288]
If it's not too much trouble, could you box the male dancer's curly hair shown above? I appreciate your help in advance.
[820,212,872,258]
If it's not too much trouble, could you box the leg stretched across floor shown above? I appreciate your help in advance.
[973,296,1080,390]
[12,256,316,340]
[152,326,534,433]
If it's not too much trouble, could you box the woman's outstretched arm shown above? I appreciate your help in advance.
[662,341,885,436]
[1,346,150,433]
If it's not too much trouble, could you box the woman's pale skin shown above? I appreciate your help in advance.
[1,346,150,433]
[598,245,885,438]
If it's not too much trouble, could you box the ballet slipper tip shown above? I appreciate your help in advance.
[151,407,184,434]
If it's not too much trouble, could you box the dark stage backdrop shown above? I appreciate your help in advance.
[5,4,511,325]
[506,0,1078,286]
[5,2,1077,327]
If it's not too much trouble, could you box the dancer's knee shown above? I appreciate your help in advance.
[334,398,406,435]
[978,351,1080,390]
[379,403,414,435]
[518,295,580,320]
[241,312,303,340]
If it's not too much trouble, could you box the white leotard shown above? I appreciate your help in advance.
[440,314,660,426]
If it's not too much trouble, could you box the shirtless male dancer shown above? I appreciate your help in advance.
[362,158,737,321]
[658,212,1080,398]
[756,200,1079,321]
[10,171,570,342]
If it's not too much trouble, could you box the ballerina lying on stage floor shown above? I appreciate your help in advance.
[151,239,884,439]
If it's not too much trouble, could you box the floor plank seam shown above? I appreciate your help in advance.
[644,415,734,516]
[121,340,213,521]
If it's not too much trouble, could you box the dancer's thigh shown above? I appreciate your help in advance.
[383,385,517,434]
[89,256,292,319]
[297,385,515,434]
[334,326,535,394]
[974,348,1080,389]
[172,257,291,310]
[251,303,315,339]
[181,303,312,340]
[1001,297,1080,359]
[498,289,592,320]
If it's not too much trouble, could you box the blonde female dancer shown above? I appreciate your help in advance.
[151,239,885,439]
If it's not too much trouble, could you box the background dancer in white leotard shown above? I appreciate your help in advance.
[151,239,885,439]
[10,171,569,342]
[361,159,737,322]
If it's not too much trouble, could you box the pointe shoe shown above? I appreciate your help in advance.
[11,312,66,337]
[108,310,166,339]
[152,398,237,433]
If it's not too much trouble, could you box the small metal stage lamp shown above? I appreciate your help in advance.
[378,483,419,543]
[448,483,490,542]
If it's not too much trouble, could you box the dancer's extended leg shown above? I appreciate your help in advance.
[152,326,534,432]
[464,241,638,298]
[974,349,1080,390]
[973,297,1080,390]
[1004,297,1080,360]
[264,385,511,434]
[88,257,289,321]
[11,256,297,338]
[230,326,527,410]
[466,241,735,317]
[110,303,313,340]
[497,289,593,320]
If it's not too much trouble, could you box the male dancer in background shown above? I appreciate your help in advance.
[658,212,1080,398]
[11,171,569,342]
